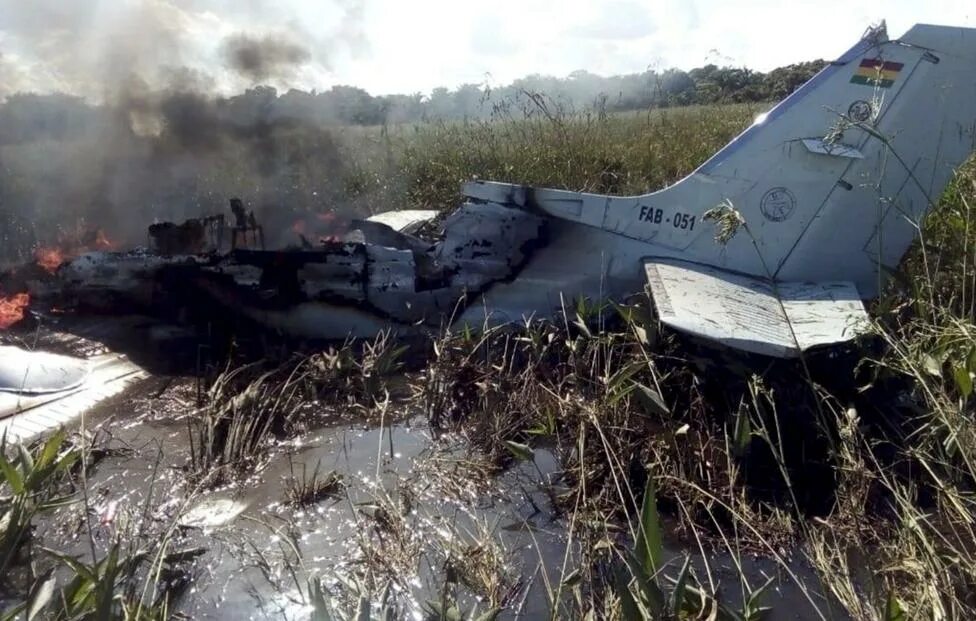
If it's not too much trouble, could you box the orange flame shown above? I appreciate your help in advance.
[34,247,65,274]
[0,293,29,329]
[92,229,114,250]
[33,227,116,273]
[291,212,348,246]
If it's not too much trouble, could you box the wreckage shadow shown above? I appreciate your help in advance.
[16,312,210,376]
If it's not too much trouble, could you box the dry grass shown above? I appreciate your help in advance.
[283,457,344,507]
[395,146,976,619]
[2,102,975,620]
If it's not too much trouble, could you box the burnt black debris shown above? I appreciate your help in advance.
[148,216,225,256]
[35,198,546,337]
[229,198,265,250]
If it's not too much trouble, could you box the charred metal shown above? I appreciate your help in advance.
[25,194,547,335]
[4,23,975,359]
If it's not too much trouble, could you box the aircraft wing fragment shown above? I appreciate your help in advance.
[0,346,91,394]
[643,259,869,358]
[365,210,439,234]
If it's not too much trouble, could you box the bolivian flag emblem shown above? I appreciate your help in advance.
[850,58,904,88]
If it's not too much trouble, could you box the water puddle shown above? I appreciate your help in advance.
[26,368,844,620]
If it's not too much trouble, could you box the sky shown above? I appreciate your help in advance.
[0,0,974,99]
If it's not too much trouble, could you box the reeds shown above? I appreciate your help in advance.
[1,103,974,620]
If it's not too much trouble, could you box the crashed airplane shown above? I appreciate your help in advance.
[10,22,976,371]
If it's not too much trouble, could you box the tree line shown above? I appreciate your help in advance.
[0,60,826,144]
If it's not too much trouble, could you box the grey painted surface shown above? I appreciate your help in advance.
[0,346,91,394]
[644,259,868,357]
[49,24,976,358]
[0,352,146,444]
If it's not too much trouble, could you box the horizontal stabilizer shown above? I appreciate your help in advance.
[643,259,869,358]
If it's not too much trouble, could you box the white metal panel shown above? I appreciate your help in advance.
[0,353,146,444]
[366,210,438,233]
[0,346,91,394]
[467,25,976,300]
[644,259,869,358]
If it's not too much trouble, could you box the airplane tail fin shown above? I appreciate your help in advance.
[463,23,976,357]
[639,23,976,356]
[692,23,976,296]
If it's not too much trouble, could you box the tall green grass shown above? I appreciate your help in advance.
[386,101,976,619]
[386,103,760,209]
[2,100,975,619]
[308,99,760,219]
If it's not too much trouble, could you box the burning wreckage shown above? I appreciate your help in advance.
[2,22,976,403]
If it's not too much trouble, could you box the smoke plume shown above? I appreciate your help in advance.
[222,34,312,83]
[0,0,373,263]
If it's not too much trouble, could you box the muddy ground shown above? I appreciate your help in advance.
[0,312,850,620]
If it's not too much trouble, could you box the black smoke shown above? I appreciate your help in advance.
[0,86,368,263]
[0,1,375,263]
[222,34,312,83]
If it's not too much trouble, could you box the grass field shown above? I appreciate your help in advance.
[2,99,976,620]
[377,102,976,619]
[339,103,762,213]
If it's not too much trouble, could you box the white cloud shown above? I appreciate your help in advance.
[0,0,974,98]
[568,1,658,40]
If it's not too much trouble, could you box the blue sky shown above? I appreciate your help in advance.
[0,0,974,98]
